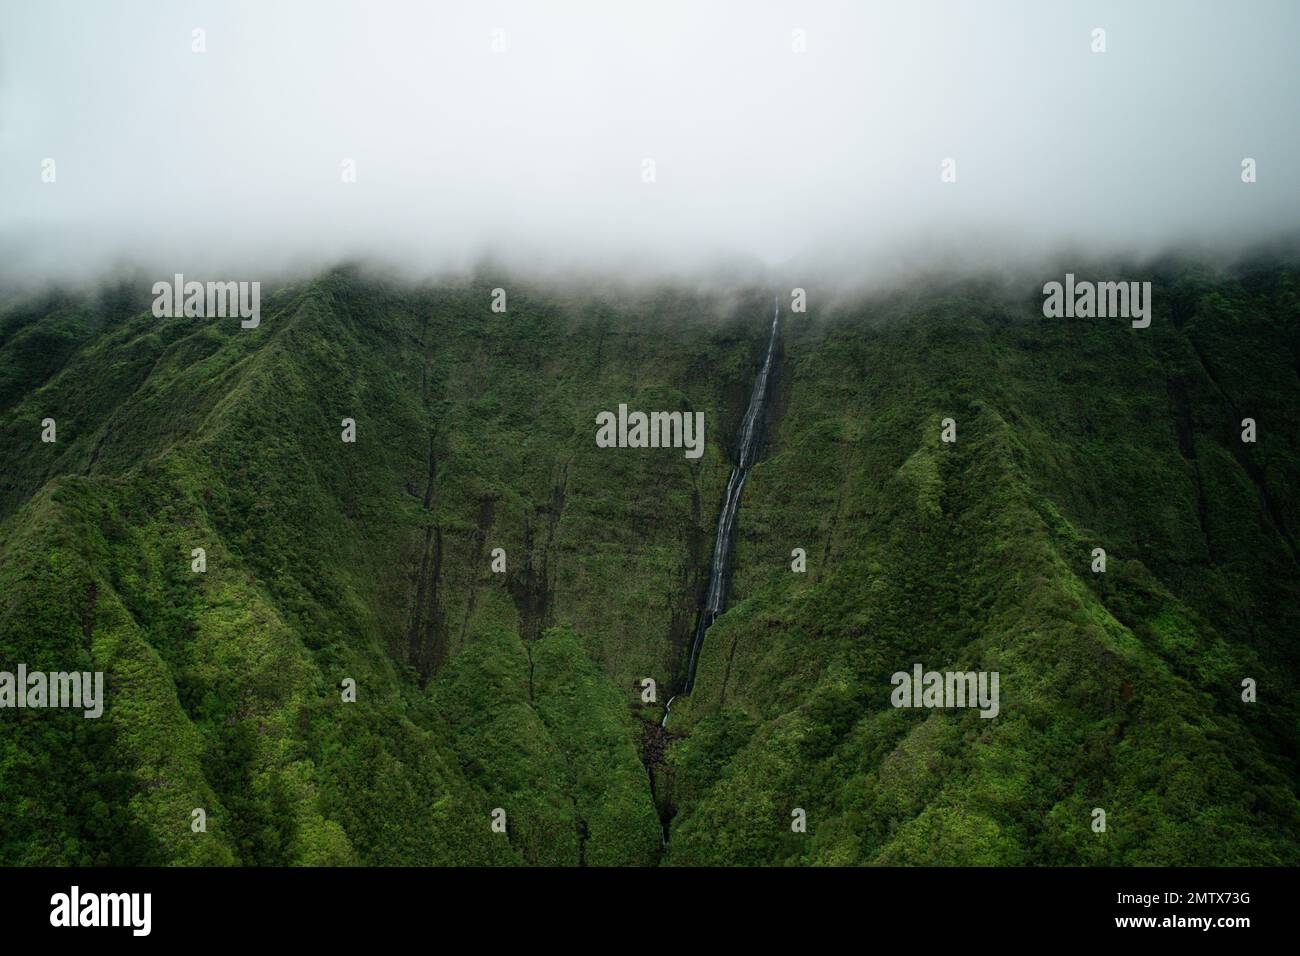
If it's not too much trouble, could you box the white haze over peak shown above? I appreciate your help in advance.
[0,0,1297,285]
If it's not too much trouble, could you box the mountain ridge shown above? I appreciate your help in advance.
[1,258,1297,865]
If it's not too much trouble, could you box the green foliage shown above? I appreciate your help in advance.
[1,259,1297,865]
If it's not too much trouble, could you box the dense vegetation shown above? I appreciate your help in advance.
[1,254,1297,865]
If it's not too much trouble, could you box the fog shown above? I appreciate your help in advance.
[1,0,1297,286]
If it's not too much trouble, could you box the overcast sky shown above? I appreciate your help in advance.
[1,0,1297,283]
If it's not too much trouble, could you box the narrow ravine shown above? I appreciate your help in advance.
[662,294,781,728]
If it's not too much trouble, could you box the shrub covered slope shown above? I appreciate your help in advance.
[0,258,1296,865]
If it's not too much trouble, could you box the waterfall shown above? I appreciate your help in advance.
[663,295,780,728]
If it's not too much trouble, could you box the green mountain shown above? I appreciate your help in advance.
[1,256,1297,866]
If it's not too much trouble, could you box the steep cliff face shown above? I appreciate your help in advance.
[665,261,1300,865]
[1,258,1297,865]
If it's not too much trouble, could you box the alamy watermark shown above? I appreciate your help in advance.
[152,274,260,328]
[0,664,103,718]
[596,403,704,459]
[50,886,150,936]
[890,664,999,718]
[1042,273,1151,328]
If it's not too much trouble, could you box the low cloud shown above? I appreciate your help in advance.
[1,0,1297,286]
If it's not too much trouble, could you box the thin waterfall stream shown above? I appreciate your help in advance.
[662,295,780,729]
